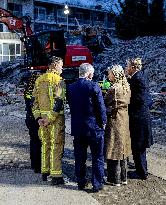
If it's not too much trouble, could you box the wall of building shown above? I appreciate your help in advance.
[0,0,8,32]
[22,0,34,31]
[0,0,27,64]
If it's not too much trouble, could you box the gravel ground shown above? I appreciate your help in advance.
[0,97,166,205]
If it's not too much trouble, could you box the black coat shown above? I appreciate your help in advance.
[68,78,107,139]
[128,71,153,151]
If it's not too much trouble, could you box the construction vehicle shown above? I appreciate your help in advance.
[0,7,93,82]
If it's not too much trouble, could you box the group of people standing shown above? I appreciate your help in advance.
[24,56,153,192]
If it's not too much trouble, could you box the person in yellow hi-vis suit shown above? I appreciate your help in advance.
[32,57,65,185]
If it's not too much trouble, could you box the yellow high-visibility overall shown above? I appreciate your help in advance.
[32,72,65,177]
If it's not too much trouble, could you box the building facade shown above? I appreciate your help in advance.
[0,0,34,64]
[0,0,112,64]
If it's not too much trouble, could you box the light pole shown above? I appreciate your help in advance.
[64,5,69,32]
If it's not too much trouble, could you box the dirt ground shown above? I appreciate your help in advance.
[0,96,166,205]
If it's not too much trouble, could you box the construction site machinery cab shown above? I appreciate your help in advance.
[0,7,93,83]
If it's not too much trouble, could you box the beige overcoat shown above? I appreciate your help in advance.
[104,85,131,160]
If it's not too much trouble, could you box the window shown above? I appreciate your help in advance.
[0,24,3,32]
[57,9,63,17]
[9,44,15,55]
[3,44,9,55]
[75,12,83,20]
[0,44,2,64]
[8,3,22,17]
[16,44,21,55]
[0,44,2,55]
[0,43,21,64]
[34,7,46,21]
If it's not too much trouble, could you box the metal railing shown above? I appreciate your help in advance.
[0,32,20,40]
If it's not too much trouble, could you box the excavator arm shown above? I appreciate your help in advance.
[0,7,32,36]
[0,6,92,74]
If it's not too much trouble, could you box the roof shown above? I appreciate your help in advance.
[34,0,111,12]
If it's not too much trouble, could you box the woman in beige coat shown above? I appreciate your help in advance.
[104,65,131,186]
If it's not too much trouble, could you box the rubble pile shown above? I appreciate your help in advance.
[0,82,24,106]
[0,35,165,132]
[0,57,27,85]
[94,35,166,93]
[93,35,166,133]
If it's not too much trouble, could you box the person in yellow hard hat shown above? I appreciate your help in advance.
[32,56,65,185]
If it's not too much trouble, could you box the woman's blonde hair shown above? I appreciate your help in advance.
[127,57,142,71]
[107,65,130,95]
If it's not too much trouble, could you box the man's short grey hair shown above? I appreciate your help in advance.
[79,63,94,77]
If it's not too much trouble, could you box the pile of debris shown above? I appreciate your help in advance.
[0,33,166,142]
[0,57,29,86]
[69,24,112,53]
[94,35,166,93]
[93,35,166,132]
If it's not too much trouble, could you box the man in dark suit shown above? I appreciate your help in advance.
[126,58,153,180]
[68,63,107,192]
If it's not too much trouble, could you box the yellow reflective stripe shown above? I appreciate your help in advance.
[40,111,52,114]
[50,170,62,175]
[40,128,48,173]
[48,85,54,110]
[62,87,65,105]
[33,110,40,118]
[40,111,55,121]
[50,125,55,172]
[48,114,55,121]
[50,125,63,176]
[35,111,54,121]
[33,110,40,115]
[42,168,49,173]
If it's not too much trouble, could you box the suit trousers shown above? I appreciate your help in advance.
[132,149,147,177]
[73,136,105,189]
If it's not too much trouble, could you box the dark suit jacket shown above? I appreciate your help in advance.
[68,78,107,138]
[128,71,153,150]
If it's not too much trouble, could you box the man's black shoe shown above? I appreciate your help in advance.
[42,173,49,181]
[51,177,65,186]
[128,171,148,180]
[78,181,89,190]
[78,185,85,190]
[139,174,148,180]
[93,185,104,193]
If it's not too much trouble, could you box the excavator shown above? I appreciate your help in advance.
[0,7,111,93]
[0,7,93,82]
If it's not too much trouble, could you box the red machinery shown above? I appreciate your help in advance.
[0,7,93,71]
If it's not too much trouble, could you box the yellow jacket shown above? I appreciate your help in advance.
[32,71,65,123]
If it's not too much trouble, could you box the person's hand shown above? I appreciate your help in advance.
[102,124,106,130]
[43,118,49,127]
[38,118,49,127]
[38,118,45,127]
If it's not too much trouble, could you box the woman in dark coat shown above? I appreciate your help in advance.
[105,65,131,186]
[126,57,153,180]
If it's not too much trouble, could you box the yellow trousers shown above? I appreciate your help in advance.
[38,115,65,177]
